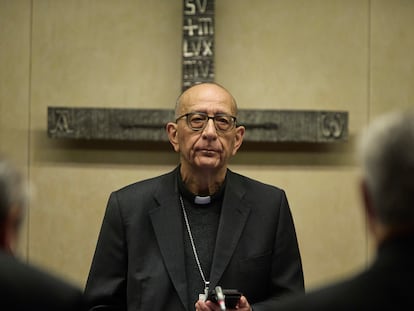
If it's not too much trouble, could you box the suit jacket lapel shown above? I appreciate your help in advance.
[148,169,189,309]
[209,171,251,288]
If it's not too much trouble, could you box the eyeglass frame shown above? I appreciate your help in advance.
[175,111,238,133]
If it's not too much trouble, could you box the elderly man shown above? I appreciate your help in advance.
[0,157,85,310]
[277,110,414,310]
[85,83,304,311]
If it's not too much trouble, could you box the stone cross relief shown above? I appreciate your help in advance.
[48,0,348,143]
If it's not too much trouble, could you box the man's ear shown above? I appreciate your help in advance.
[361,179,379,236]
[232,125,245,155]
[361,180,375,219]
[166,122,180,152]
[0,205,22,254]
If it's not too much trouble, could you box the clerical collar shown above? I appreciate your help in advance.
[177,171,226,205]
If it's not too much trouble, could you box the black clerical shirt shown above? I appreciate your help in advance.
[177,173,225,310]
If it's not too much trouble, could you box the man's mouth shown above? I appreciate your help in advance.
[197,148,220,155]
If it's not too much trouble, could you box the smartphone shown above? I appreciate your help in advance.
[207,289,242,309]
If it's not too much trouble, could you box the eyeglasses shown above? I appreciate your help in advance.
[175,112,237,132]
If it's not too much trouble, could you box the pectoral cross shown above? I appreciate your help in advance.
[48,0,348,143]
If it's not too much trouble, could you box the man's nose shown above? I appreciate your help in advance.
[202,118,218,137]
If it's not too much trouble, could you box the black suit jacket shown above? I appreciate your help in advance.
[276,234,414,310]
[0,250,85,311]
[85,167,304,311]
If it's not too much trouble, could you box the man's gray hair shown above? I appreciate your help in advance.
[0,156,27,222]
[358,110,414,226]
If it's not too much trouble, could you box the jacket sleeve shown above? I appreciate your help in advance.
[253,190,305,311]
[84,192,127,311]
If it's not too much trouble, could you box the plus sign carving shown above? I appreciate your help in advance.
[182,0,215,90]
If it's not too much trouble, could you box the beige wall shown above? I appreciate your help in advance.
[1,0,413,291]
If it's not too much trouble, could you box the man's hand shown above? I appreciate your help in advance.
[195,295,251,311]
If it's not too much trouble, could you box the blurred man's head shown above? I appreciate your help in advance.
[0,157,27,253]
[358,110,414,243]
